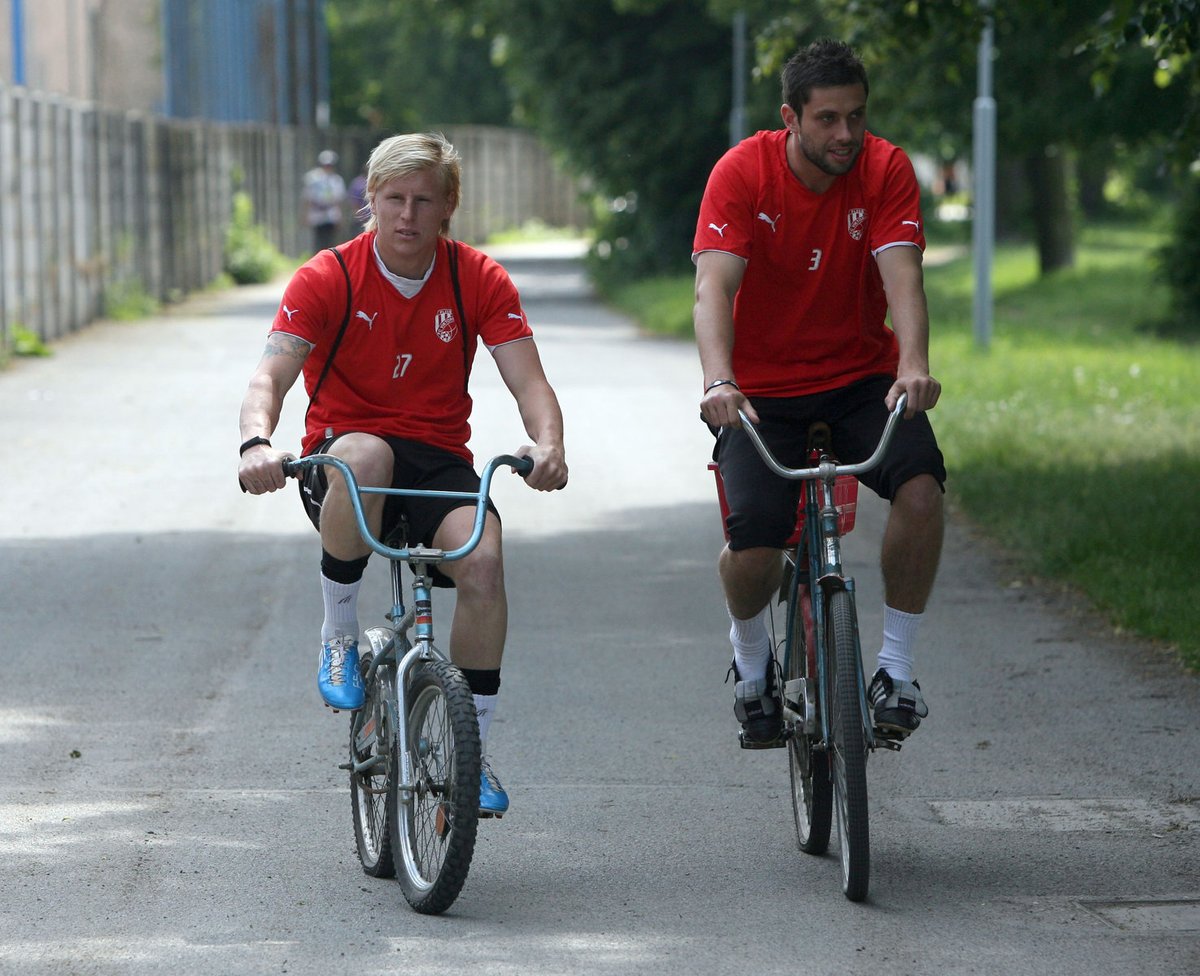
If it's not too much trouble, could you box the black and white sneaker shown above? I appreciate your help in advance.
[868,668,928,738]
[730,661,785,748]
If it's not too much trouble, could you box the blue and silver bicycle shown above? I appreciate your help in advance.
[283,452,532,915]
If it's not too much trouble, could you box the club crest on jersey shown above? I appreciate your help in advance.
[847,208,867,241]
[434,308,458,343]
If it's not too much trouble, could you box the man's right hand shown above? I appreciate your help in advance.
[238,445,294,494]
[701,383,759,428]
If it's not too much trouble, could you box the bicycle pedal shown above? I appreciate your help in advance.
[874,726,909,747]
[738,731,788,750]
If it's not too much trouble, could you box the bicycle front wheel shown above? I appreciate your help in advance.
[827,588,870,902]
[787,582,832,855]
[391,659,481,915]
[350,651,396,878]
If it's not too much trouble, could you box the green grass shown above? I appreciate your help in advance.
[486,220,589,246]
[605,223,1200,668]
[601,273,696,337]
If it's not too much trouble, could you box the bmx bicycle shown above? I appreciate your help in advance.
[708,394,909,901]
[282,451,532,915]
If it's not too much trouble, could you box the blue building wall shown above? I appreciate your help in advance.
[161,0,328,124]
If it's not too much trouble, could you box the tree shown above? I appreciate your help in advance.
[814,0,1191,274]
[326,0,513,132]
[1092,0,1200,333]
[475,0,773,280]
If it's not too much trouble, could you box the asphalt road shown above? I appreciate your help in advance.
[1,241,1197,976]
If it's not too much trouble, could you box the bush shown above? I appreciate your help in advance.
[224,192,283,285]
[1156,173,1200,336]
[12,324,51,357]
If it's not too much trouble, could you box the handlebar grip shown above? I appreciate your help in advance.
[513,455,534,478]
[281,459,302,478]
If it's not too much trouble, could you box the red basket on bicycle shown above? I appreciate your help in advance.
[708,462,859,545]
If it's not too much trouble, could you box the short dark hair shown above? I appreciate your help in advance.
[781,39,869,113]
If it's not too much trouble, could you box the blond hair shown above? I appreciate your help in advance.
[363,132,462,234]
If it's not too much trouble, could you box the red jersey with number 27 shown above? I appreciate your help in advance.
[271,233,533,460]
[693,129,925,398]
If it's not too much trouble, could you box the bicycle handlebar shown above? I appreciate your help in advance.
[737,392,908,481]
[281,452,534,563]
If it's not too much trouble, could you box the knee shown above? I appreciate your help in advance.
[449,546,506,604]
[720,545,782,586]
[894,475,943,525]
[332,433,393,487]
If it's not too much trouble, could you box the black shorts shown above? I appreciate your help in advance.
[298,434,500,587]
[713,375,946,551]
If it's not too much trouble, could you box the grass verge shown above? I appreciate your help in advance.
[602,223,1200,669]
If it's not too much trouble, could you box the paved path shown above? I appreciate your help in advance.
[0,241,1196,975]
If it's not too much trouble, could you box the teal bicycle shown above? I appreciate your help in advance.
[283,451,532,915]
[710,395,908,901]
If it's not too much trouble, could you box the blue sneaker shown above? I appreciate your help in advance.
[478,758,509,818]
[317,636,365,711]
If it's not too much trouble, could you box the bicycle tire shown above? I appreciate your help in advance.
[827,588,870,902]
[350,651,397,878]
[391,659,481,915]
[786,582,832,855]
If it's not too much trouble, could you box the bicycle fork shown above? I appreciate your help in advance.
[781,570,882,753]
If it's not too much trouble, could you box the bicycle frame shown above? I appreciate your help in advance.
[282,452,531,804]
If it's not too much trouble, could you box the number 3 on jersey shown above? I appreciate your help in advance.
[809,249,823,272]
[394,353,413,379]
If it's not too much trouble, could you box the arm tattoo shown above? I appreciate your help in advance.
[263,333,312,362]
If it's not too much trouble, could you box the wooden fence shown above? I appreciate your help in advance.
[0,82,587,353]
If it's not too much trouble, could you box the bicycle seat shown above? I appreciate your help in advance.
[383,514,411,549]
[806,421,833,458]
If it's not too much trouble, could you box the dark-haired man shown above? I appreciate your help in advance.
[693,39,945,745]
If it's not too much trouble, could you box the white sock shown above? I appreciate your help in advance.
[876,606,922,683]
[474,694,498,752]
[729,605,772,682]
[321,573,361,644]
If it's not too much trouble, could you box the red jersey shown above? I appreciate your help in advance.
[271,233,533,460]
[693,129,925,397]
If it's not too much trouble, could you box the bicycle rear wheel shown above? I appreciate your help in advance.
[391,659,481,915]
[827,588,870,901]
[786,581,832,855]
[350,651,397,877]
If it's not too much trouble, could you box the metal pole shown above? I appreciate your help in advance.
[972,6,996,350]
[730,10,746,146]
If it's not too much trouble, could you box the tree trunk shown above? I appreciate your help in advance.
[1025,145,1075,274]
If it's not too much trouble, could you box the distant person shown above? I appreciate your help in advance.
[238,132,568,816]
[693,39,946,746]
[303,150,347,253]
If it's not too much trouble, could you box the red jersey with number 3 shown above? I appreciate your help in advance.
[693,129,925,398]
[270,233,533,460]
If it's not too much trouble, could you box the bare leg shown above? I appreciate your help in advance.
[874,473,943,695]
[880,474,944,613]
[319,433,393,561]
[718,545,784,620]
[434,508,507,670]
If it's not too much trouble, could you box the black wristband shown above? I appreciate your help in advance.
[239,436,271,456]
[704,379,739,393]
